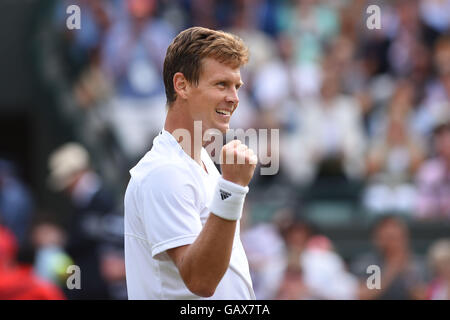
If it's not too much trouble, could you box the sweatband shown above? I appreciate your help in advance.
[207,177,249,221]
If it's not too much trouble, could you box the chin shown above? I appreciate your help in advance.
[217,123,229,134]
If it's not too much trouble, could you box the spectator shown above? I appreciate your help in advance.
[31,221,73,287]
[0,159,34,246]
[275,266,308,300]
[351,215,427,299]
[48,143,126,299]
[276,0,340,66]
[53,0,114,92]
[227,0,278,131]
[69,0,114,108]
[0,225,66,300]
[364,81,425,214]
[273,218,315,300]
[252,33,320,131]
[282,70,366,187]
[426,238,450,300]
[364,117,424,214]
[414,36,450,136]
[300,235,358,300]
[101,0,175,160]
[281,219,314,272]
[416,118,450,219]
[387,0,440,77]
[241,222,287,300]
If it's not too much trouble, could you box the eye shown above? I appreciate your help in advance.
[217,82,226,87]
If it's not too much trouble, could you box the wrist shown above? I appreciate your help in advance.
[221,174,248,187]
[207,177,249,221]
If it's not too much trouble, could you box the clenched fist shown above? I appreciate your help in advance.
[220,140,258,187]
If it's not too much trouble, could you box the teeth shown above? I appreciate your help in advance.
[216,109,231,116]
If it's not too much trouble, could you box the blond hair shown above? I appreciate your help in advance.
[163,27,249,105]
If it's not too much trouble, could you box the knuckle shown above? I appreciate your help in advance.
[237,144,247,151]
[233,140,242,146]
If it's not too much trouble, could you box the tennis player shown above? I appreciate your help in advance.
[124,27,257,299]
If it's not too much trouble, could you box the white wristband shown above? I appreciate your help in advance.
[207,177,249,221]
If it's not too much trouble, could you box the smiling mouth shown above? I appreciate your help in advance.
[215,109,231,116]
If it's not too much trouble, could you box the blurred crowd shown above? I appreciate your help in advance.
[1,0,450,299]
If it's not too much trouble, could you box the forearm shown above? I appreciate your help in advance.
[177,213,237,296]
[169,140,256,297]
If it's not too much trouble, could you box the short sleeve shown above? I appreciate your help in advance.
[139,164,202,260]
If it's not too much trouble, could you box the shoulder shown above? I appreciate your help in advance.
[130,141,190,182]
[129,133,207,196]
[128,161,202,215]
[136,161,197,191]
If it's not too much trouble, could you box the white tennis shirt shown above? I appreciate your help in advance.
[124,129,255,299]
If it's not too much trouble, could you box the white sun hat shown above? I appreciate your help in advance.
[48,143,90,191]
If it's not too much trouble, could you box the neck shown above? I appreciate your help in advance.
[164,102,203,166]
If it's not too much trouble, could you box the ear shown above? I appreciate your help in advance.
[173,72,189,100]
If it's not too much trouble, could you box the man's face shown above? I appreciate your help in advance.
[186,58,243,134]
[374,219,409,254]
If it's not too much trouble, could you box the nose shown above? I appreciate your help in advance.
[225,87,239,106]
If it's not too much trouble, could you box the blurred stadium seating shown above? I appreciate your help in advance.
[1,0,450,299]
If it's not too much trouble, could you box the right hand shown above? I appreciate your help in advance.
[220,140,257,187]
